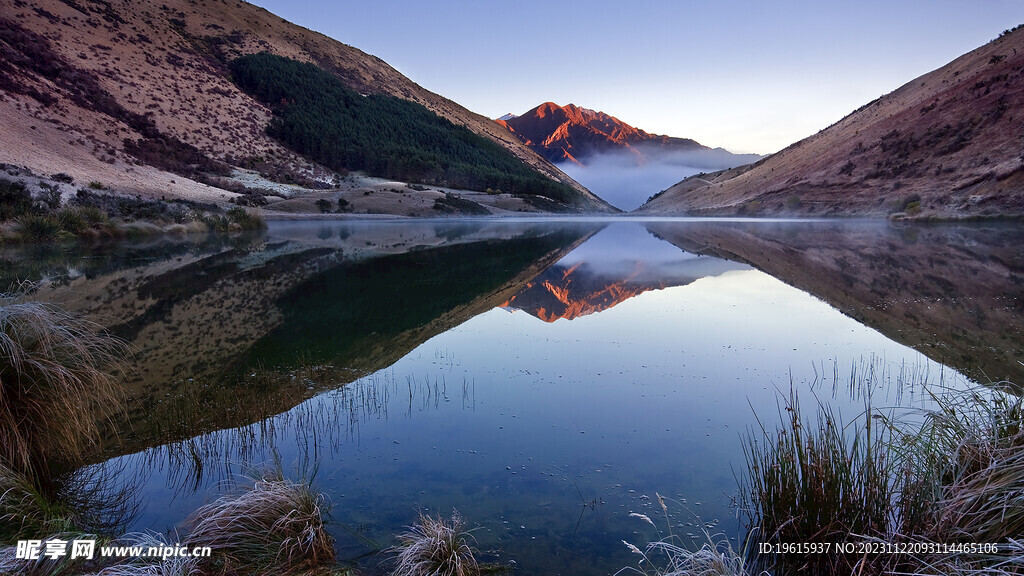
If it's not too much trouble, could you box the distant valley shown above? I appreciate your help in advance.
[497,102,761,210]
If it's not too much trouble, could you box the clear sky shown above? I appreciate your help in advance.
[247,0,1024,155]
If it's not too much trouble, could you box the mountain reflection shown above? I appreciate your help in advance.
[502,224,748,321]
[3,218,1021,465]
[2,221,600,460]
[646,219,1024,386]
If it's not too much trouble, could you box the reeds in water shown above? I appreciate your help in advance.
[742,388,895,574]
[740,376,1024,575]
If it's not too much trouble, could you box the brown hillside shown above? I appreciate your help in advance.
[640,27,1024,218]
[0,0,610,211]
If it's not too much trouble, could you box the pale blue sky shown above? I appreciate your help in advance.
[248,0,1024,154]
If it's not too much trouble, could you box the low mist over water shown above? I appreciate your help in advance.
[559,147,761,210]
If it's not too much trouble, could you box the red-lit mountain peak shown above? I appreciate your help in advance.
[497,102,703,165]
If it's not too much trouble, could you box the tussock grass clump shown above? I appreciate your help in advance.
[392,510,479,576]
[194,206,266,233]
[0,460,139,545]
[0,462,76,542]
[914,388,1024,543]
[183,470,333,575]
[0,296,128,478]
[17,214,64,242]
[225,206,266,231]
[54,207,87,235]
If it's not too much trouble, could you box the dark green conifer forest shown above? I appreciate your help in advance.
[229,53,578,204]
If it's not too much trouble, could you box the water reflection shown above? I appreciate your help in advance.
[503,225,748,321]
[646,219,1024,385]
[5,221,599,459]
[1,219,1020,574]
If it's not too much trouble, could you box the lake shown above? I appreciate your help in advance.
[4,218,1022,574]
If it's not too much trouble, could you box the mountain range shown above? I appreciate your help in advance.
[640,26,1024,218]
[497,102,761,210]
[497,102,760,168]
[1,0,1022,220]
[0,0,613,215]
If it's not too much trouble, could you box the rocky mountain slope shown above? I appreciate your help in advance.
[640,27,1024,218]
[497,102,759,167]
[0,0,612,214]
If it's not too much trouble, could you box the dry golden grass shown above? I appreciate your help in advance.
[183,470,334,575]
[391,511,479,576]
[0,294,129,478]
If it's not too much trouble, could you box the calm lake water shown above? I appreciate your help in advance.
[4,218,1022,574]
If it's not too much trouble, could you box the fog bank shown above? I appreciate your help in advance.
[559,147,762,211]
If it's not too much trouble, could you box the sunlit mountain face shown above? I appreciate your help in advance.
[496,102,703,165]
[502,223,749,321]
[497,102,762,210]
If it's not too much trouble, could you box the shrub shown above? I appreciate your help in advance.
[315,198,332,213]
[231,192,268,207]
[433,193,490,216]
[225,206,266,230]
[16,214,62,242]
[87,181,105,190]
[0,179,33,220]
[36,183,61,211]
[50,173,74,184]
[73,189,191,223]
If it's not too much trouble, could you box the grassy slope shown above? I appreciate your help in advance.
[0,0,613,212]
[640,27,1024,219]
